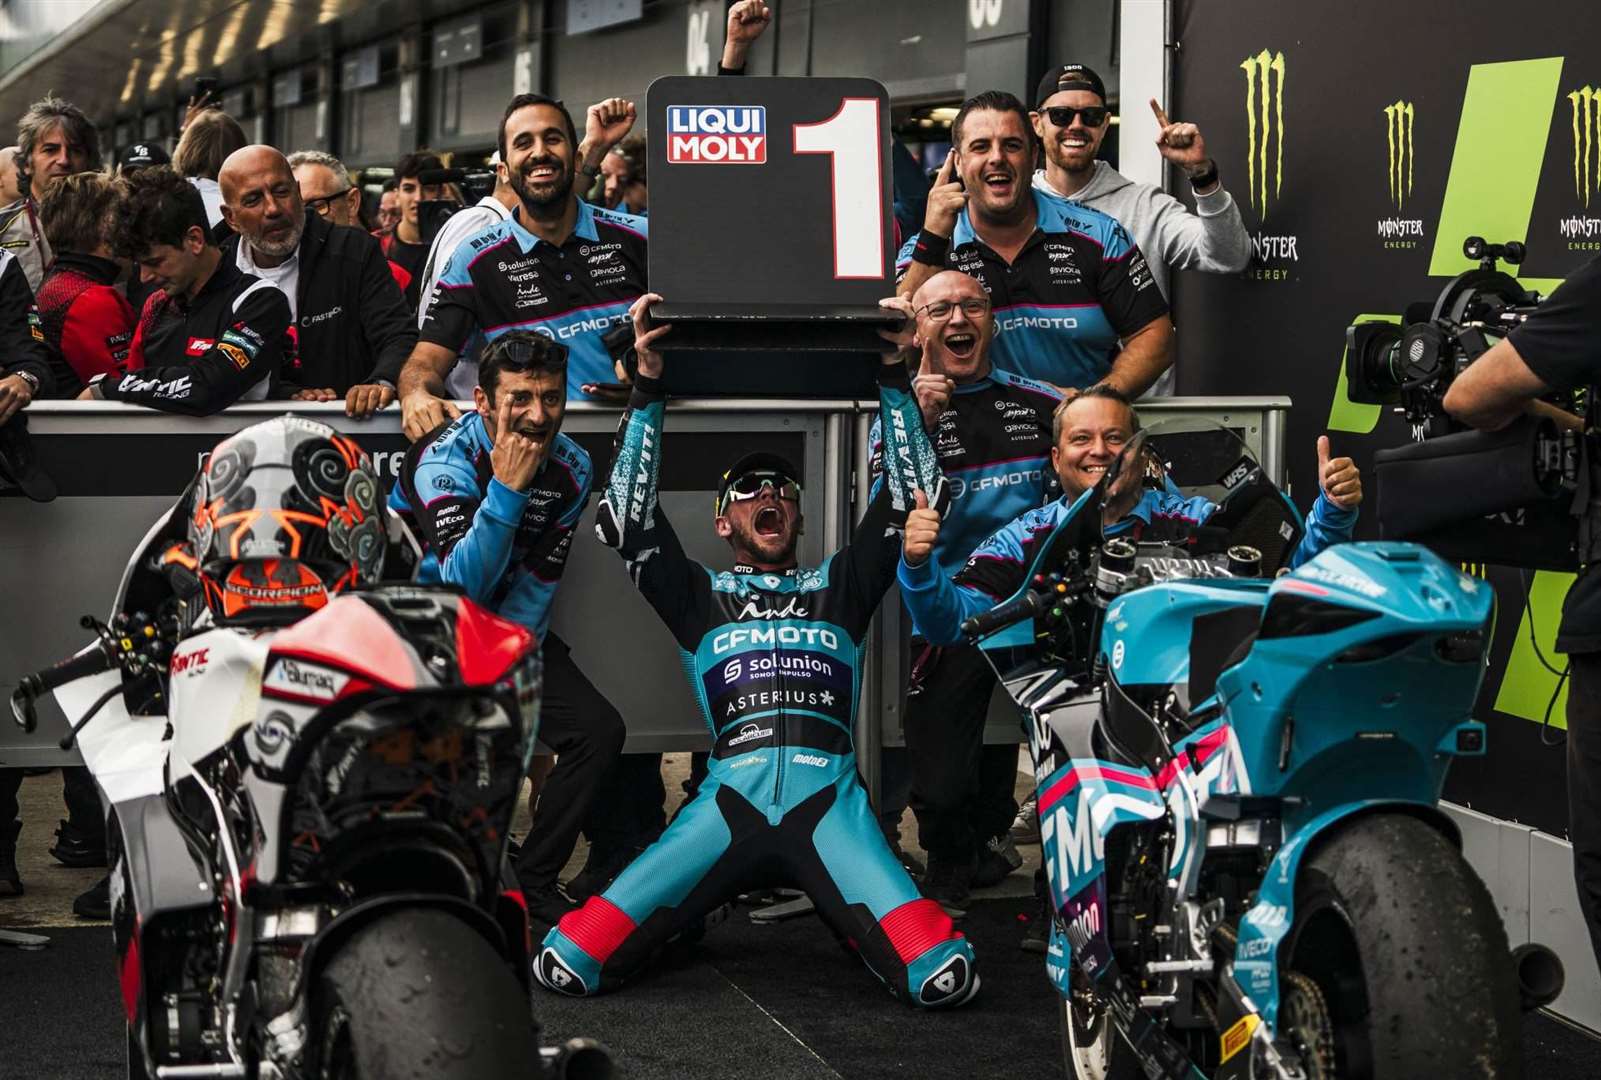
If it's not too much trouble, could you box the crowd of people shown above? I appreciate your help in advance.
[0,0,1377,1007]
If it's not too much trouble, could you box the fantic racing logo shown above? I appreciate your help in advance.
[1378,100,1423,247]
[1240,49,1297,277]
[666,106,767,164]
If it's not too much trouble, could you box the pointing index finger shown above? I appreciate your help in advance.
[496,393,514,439]
[1149,98,1171,129]
[935,149,955,186]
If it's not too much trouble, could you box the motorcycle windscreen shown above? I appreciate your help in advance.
[1130,419,1305,573]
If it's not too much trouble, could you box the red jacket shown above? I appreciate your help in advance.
[34,251,136,395]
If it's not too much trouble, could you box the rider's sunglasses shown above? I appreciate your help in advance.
[486,335,570,368]
[304,187,353,217]
[720,471,801,513]
[1044,105,1110,128]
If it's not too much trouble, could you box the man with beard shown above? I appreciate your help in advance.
[388,329,623,925]
[79,166,291,414]
[533,292,980,1009]
[1031,64,1249,396]
[897,90,1174,398]
[217,146,415,417]
[398,93,647,439]
[868,269,1060,916]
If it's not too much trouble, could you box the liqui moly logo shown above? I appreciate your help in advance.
[666,106,767,164]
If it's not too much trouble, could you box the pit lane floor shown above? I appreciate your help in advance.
[4,762,1599,1078]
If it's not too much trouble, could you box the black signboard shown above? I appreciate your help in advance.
[646,76,898,397]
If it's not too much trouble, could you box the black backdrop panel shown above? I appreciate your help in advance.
[1172,0,1601,835]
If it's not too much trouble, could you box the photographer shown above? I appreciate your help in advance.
[1443,253,1601,970]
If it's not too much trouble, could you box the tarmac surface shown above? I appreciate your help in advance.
[4,762,1600,1079]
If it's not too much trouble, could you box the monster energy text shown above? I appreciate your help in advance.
[1241,49,1298,279]
[1379,100,1423,248]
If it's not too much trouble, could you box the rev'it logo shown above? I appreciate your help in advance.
[1239,49,1286,219]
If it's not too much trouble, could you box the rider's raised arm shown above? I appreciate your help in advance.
[593,373,710,647]
[834,362,948,626]
[409,456,521,606]
[1287,493,1358,570]
[898,507,1041,646]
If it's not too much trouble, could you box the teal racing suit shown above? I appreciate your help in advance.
[533,365,980,1008]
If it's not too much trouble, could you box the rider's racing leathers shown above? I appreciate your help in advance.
[900,486,1358,646]
[533,365,981,1008]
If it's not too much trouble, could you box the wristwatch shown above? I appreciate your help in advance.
[1187,159,1220,190]
[13,370,39,394]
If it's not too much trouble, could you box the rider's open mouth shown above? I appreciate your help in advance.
[754,506,784,538]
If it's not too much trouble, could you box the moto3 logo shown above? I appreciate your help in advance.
[790,753,828,768]
[969,0,1003,30]
[919,954,972,1005]
[537,949,585,996]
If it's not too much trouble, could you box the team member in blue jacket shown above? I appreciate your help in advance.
[867,269,1061,912]
[533,293,980,1009]
[389,330,624,923]
[898,386,1364,647]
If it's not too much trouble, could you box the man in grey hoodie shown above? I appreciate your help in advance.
[1031,65,1251,395]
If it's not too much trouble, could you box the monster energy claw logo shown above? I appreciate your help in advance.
[1240,49,1286,218]
[1384,101,1415,209]
[1569,86,1601,206]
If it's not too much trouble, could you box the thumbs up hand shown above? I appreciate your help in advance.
[903,488,943,566]
[1317,435,1363,510]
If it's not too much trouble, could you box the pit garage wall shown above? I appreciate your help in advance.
[1169,0,1601,1029]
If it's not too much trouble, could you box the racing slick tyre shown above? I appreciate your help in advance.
[1287,812,1521,1079]
[313,907,539,1079]
[1061,993,1139,1080]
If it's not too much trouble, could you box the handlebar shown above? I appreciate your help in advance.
[9,643,115,733]
[962,589,1049,641]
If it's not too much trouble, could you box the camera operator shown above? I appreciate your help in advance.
[1443,253,1601,970]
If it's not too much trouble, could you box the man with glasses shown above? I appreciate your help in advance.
[217,145,415,416]
[289,150,417,299]
[898,90,1174,399]
[1032,65,1250,395]
[868,269,1061,917]
[533,291,980,1009]
[388,329,626,926]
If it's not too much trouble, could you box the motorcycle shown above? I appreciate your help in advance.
[962,419,1564,1079]
[10,498,608,1079]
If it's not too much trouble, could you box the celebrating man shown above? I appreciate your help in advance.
[533,293,979,1008]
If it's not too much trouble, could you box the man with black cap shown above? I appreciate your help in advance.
[117,141,171,177]
[534,291,980,1009]
[1031,64,1250,395]
[897,90,1174,399]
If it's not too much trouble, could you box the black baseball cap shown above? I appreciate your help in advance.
[117,142,170,172]
[716,452,801,516]
[1035,65,1108,108]
[0,413,56,502]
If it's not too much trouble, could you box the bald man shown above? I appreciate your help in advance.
[218,144,416,417]
[0,147,23,207]
[867,270,1063,916]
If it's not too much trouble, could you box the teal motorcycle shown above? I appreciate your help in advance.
[963,420,1562,1079]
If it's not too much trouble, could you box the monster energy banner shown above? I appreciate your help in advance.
[1171,0,1601,835]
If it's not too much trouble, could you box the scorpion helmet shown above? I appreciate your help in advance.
[187,417,386,626]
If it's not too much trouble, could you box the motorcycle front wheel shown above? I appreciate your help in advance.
[1061,981,1138,1079]
[313,907,540,1080]
[1287,811,1521,1080]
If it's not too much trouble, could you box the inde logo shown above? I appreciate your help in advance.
[666,106,767,164]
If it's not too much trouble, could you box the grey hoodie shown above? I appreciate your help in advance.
[1033,162,1251,394]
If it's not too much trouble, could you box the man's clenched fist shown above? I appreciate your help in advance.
[903,489,942,566]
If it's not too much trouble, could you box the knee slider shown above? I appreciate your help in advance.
[909,938,979,1008]
[533,931,600,997]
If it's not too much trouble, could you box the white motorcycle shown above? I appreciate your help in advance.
[10,417,608,1080]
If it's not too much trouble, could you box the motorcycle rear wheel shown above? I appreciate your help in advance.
[1060,984,1139,1079]
[1288,812,1521,1080]
[313,907,539,1080]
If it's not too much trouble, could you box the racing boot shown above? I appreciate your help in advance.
[49,817,107,869]
[0,820,22,898]
[1009,793,1040,844]
[72,873,111,920]
[971,832,1023,889]
[921,853,973,919]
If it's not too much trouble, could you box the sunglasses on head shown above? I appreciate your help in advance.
[720,471,801,513]
[488,336,569,367]
[1044,105,1110,128]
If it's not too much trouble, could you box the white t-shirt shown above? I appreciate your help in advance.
[188,177,225,228]
[235,240,301,324]
[417,196,515,400]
